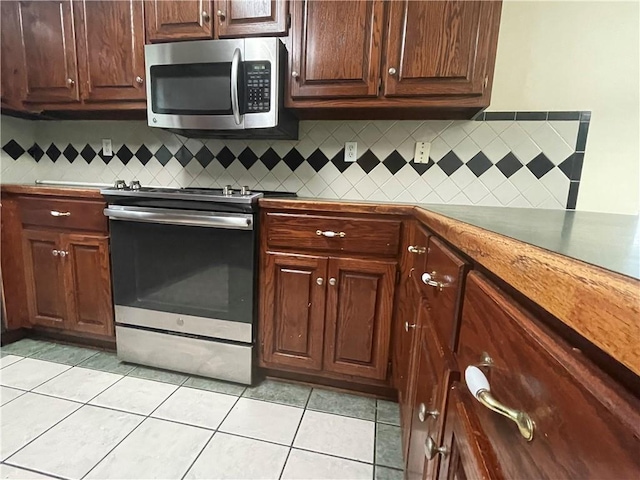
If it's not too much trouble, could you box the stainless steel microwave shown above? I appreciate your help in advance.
[144,38,298,139]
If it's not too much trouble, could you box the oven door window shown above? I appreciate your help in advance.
[110,220,254,323]
[150,63,234,115]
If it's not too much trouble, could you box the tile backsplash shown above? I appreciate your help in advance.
[1,112,589,209]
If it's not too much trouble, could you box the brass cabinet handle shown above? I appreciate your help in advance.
[316,230,346,238]
[388,67,397,75]
[66,78,75,87]
[58,250,69,258]
[418,402,439,422]
[404,321,416,332]
[216,10,225,20]
[421,271,445,291]
[202,10,210,21]
[407,245,426,254]
[329,278,336,286]
[465,366,535,441]
[291,71,300,78]
[52,249,59,256]
[424,436,448,460]
[135,76,144,84]
[50,210,71,217]
[316,277,324,286]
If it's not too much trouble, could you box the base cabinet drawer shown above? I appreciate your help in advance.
[457,272,640,478]
[19,196,107,232]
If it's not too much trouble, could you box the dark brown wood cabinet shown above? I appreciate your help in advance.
[215,0,288,38]
[1,2,26,110]
[145,0,214,42]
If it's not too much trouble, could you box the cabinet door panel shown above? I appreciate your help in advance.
[384,0,501,97]
[63,234,114,336]
[145,0,213,42]
[260,253,327,370]
[290,0,384,98]
[324,258,395,380]
[22,230,67,328]
[216,0,287,38]
[18,0,80,103]
[1,2,26,109]
[75,0,146,102]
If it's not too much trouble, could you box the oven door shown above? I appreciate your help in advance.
[108,207,255,344]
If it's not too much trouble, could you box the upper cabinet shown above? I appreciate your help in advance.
[145,0,214,42]
[216,0,288,38]
[0,2,26,110]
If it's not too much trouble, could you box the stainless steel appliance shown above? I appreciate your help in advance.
[145,38,298,139]
[101,183,295,384]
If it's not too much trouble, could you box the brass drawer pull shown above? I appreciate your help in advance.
[51,210,71,217]
[465,366,535,441]
[316,230,346,238]
[407,245,426,254]
[421,271,446,291]
[404,321,416,332]
[424,436,448,460]
[418,402,439,422]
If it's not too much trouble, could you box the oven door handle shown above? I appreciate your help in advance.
[231,47,242,125]
[104,206,253,230]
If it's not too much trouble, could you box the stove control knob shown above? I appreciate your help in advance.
[223,185,233,196]
[114,179,127,190]
[130,180,141,191]
[241,185,251,195]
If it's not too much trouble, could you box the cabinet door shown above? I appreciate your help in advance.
[1,195,29,329]
[145,0,214,42]
[74,0,146,102]
[63,234,114,336]
[18,0,80,103]
[216,0,287,38]
[22,230,68,329]
[384,0,501,97]
[289,0,384,99]
[324,258,396,380]
[260,253,327,371]
[1,2,26,109]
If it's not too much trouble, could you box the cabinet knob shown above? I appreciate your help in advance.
[52,249,59,256]
[58,250,69,258]
[329,278,336,286]
[407,245,426,254]
[418,403,439,422]
[404,321,416,332]
[388,67,397,75]
[136,76,144,84]
[291,71,299,79]
[421,271,446,291]
[216,10,225,20]
[316,277,324,286]
[202,10,210,21]
[66,78,75,87]
[424,437,448,460]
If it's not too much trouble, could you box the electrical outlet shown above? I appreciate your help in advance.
[414,141,431,164]
[344,142,357,162]
[102,139,113,157]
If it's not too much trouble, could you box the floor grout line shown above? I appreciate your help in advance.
[2,460,70,480]
[278,383,315,480]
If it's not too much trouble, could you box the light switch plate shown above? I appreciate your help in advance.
[344,142,357,162]
[414,141,431,164]
[102,139,113,157]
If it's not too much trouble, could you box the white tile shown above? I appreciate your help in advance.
[0,386,25,406]
[487,120,512,135]
[509,167,538,193]
[517,120,545,136]
[499,123,530,150]
[476,193,502,207]
[428,137,450,162]
[305,175,328,196]
[89,376,177,415]
[34,368,122,403]
[373,120,396,134]
[0,464,56,479]
[540,167,571,204]
[422,191,444,204]
[0,358,70,391]
[328,175,352,197]
[0,355,23,369]
[257,172,281,191]
[282,173,304,193]
[86,418,211,480]
[295,137,318,158]
[295,162,316,183]
[367,189,390,202]
[511,136,542,164]
[294,410,374,463]
[369,163,392,187]
[549,121,580,147]
[281,449,373,480]
[384,123,411,145]
[318,186,339,199]
[271,140,296,158]
[272,162,293,182]
[478,166,506,190]
[185,432,289,480]
[249,161,269,183]
[204,139,226,156]
[450,191,472,205]
[464,179,490,204]
[357,124,383,148]
[343,164,366,186]
[508,195,533,208]
[184,158,204,176]
[219,398,303,445]
[408,178,431,202]
[320,120,345,133]
[452,137,480,163]
[538,196,564,209]
[423,165,448,189]
[425,120,454,135]
[224,139,247,157]
[450,166,476,189]
[434,178,460,202]
[380,177,404,200]
[246,140,271,158]
[440,123,468,149]
[394,164,419,188]
[227,159,249,182]
[318,162,341,185]
[483,137,510,163]
[342,187,364,200]
[8,405,143,480]
[522,182,552,207]
[493,180,520,205]
[396,137,416,161]
[460,120,481,135]
[152,387,236,430]
[308,123,332,145]
[331,124,357,145]
[393,190,416,203]
[530,123,574,165]
[370,137,395,161]
[355,176,377,198]
[410,123,438,143]
[0,392,80,460]
[319,136,342,160]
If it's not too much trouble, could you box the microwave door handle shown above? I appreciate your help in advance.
[231,48,242,125]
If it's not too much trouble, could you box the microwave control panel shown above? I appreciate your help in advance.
[245,62,271,113]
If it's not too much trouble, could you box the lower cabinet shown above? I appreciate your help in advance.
[260,252,397,383]
[22,228,114,337]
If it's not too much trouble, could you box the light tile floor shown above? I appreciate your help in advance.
[0,339,403,480]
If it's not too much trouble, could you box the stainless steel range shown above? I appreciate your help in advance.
[101,182,294,384]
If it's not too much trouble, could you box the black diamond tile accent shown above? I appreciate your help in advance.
[2,139,25,160]
[98,149,112,163]
[566,181,579,209]
[283,149,304,171]
[357,150,379,174]
[576,121,589,152]
[216,147,235,168]
[64,144,79,163]
[331,149,350,173]
[195,146,214,168]
[80,144,96,163]
[571,152,584,181]
[527,153,554,179]
[154,145,172,165]
[383,151,406,175]
[307,149,329,172]
[437,151,463,176]
[175,145,193,166]
[116,145,132,164]
[466,152,493,177]
[136,145,153,165]
[410,159,433,175]
[558,155,574,179]
[496,153,523,178]
[260,148,281,170]
[46,143,61,162]
[27,143,44,162]
[238,147,258,169]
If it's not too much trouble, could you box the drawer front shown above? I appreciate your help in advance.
[265,213,401,256]
[20,196,107,232]
[420,236,469,351]
[458,272,640,479]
